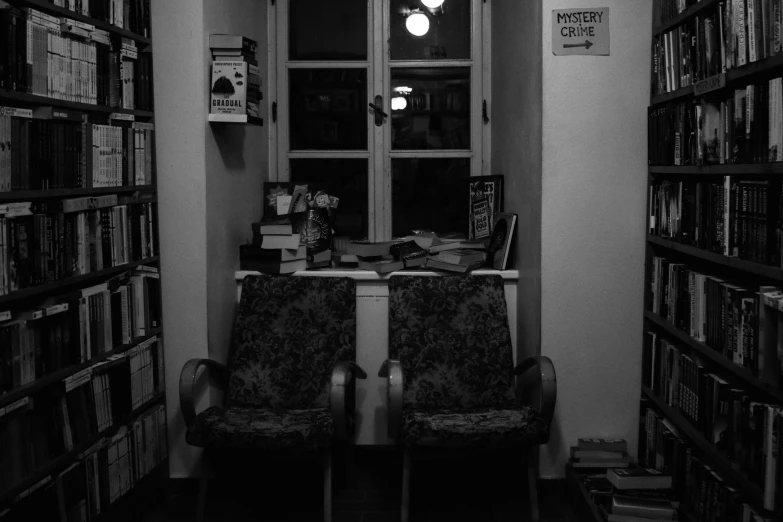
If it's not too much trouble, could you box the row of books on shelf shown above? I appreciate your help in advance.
[639,397,782,517]
[648,256,783,387]
[651,0,782,96]
[0,107,156,192]
[649,80,783,166]
[43,0,153,37]
[0,333,163,496]
[0,5,153,109]
[654,0,702,26]
[648,177,783,266]
[0,403,166,520]
[0,196,158,295]
[0,267,160,393]
[643,332,782,497]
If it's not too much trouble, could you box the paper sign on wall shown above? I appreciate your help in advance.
[552,8,610,56]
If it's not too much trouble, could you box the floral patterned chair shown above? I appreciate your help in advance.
[179,275,366,522]
[378,275,556,522]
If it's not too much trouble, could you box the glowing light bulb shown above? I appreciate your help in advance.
[405,11,429,36]
[391,96,408,110]
[421,0,444,8]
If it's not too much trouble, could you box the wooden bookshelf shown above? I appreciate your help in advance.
[646,235,783,280]
[0,3,165,515]
[0,257,160,306]
[645,1,783,517]
[0,329,163,410]
[644,311,783,403]
[0,393,165,505]
[0,185,156,201]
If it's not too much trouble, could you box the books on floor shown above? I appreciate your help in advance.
[606,466,672,490]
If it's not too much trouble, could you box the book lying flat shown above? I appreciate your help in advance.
[570,447,626,460]
[346,240,399,257]
[606,467,672,490]
[611,494,677,520]
[240,244,305,263]
[423,257,484,273]
[253,219,293,236]
[260,233,301,250]
[243,258,306,275]
[358,258,404,274]
[428,239,487,254]
[434,248,486,265]
[577,438,628,452]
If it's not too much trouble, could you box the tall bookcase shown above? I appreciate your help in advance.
[644,1,783,521]
[0,1,167,521]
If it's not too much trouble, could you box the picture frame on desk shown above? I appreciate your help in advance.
[467,175,503,240]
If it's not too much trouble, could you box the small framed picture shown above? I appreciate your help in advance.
[467,175,504,240]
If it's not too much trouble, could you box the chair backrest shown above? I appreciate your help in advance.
[388,275,516,411]
[227,275,357,410]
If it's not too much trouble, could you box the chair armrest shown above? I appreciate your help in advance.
[179,358,230,426]
[330,361,367,441]
[378,359,404,440]
[514,356,557,426]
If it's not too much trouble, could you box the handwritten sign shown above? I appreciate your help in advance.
[552,8,609,56]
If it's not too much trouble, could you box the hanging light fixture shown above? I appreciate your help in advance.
[421,0,444,8]
[405,9,429,36]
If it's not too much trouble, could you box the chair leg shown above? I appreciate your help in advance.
[323,448,332,522]
[343,441,356,488]
[196,452,211,522]
[401,448,411,522]
[526,453,539,522]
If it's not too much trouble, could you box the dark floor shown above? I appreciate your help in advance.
[142,447,580,522]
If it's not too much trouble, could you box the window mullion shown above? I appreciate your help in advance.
[276,1,290,182]
[374,0,389,242]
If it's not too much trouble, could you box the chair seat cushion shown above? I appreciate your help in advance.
[186,406,333,449]
[402,407,549,448]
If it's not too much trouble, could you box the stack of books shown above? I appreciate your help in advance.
[602,467,676,522]
[347,240,403,274]
[241,218,305,274]
[209,34,262,125]
[570,438,633,469]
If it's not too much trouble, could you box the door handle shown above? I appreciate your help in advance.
[369,95,387,126]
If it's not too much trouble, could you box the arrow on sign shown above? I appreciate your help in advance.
[564,40,593,49]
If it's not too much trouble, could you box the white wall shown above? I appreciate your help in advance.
[151,0,209,480]
[152,0,268,479]
[540,0,650,477]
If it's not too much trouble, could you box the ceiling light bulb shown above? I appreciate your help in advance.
[391,96,408,110]
[421,0,444,8]
[406,11,429,36]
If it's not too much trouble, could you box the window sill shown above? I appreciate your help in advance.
[235,268,520,282]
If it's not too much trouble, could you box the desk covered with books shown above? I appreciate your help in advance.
[233,269,520,445]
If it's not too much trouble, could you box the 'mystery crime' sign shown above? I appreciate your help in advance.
[552,8,609,56]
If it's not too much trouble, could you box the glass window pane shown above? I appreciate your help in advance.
[289,0,368,61]
[389,0,471,61]
[390,67,469,150]
[392,158,469,238]
[289,68,368,151]
[291,158,368,240]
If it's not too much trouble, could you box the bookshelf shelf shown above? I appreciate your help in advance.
[11,0,151,44]
[0,257,160,306]
[0,185,156,202]
[0,88,153,117]
[646,235,783,279]
[650,53,783,105]
[643,311,783,403]
[649,163,783,176]
[0,393,165,506]
[0,329,163,410]
[640,386,767,510]
[653,0,719,34]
